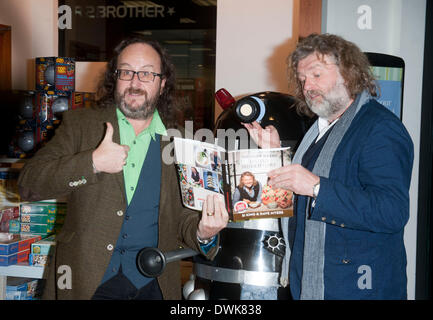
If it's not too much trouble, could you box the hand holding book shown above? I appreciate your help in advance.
[197,194,229,241]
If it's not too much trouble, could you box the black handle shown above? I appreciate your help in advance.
[136,247,198,278]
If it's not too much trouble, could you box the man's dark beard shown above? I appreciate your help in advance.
[116,88,159,120]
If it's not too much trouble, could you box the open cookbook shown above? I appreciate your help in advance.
[173,137,294,221]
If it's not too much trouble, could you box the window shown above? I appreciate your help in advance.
[59,0,217,130]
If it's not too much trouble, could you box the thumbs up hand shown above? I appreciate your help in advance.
[92,122,130,173]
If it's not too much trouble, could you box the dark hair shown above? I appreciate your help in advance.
[288,33,378,116]
[96,36,177,128]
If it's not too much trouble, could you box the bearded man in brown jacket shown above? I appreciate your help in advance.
[18,37,228,300]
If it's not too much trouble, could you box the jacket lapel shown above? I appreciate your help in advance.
[97,106,127,205]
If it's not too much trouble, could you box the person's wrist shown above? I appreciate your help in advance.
[313,179,320,198]
[91,151,101,173]
[92,161,100,174]
[197,234,215,245]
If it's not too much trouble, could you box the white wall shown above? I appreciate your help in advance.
[0,0,58,90]
[323,0,426,300]
[75,61,107,93]
[215,0,296,118]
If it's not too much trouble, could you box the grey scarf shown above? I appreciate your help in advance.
[280,91,370,299]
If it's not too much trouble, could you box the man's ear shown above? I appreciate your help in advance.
[160,78,166,96]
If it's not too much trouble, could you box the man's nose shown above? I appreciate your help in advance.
[129,73,142,87]
[303,76,316,91]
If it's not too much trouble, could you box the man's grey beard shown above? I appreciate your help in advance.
[305,80,352,120]
[115,88,159,120]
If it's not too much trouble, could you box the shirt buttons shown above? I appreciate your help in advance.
[130,186,134,191]
[106,244,114,251]
[116,210,123,217]
[131,163,135,168]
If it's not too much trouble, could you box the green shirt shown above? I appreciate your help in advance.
[116,108,167,204]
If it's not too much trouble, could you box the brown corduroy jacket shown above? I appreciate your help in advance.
[17,106,218,300]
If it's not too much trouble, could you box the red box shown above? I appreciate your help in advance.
[0,207,20,232]
[17,249,30,263]
[0,249,30,266]
[0,235,42,256]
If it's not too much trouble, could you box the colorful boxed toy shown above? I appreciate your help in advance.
[20,202,67,215]
[20,213,65,225]
[35,57,75,92]
[31,235,56,256]
[35,90,71,122]
[8,219,20,233]
[34,90,72,148]
[6,277,40,300]
[0,249,30,266]
[0,252,17,266]
[71,92,95,109]
[0,206,20,232]
[0,234,42,255]
[20,222,57,235]
[0,233,20,255]
[29,253,49,267]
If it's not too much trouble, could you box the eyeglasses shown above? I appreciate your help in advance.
[115,69,163,82]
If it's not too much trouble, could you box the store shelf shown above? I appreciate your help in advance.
[0,263,46,300]
[0,263,45,279]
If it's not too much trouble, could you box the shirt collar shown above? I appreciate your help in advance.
[116,108,167,140]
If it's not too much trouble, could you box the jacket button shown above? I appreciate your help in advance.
[321,217,326,221]
[340,223,345,228]
[331,220,336,225]
[342,259,350,264]
[117,210,123,217]
[106,244,113,251]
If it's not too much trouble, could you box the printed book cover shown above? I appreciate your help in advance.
[173,137,294,221]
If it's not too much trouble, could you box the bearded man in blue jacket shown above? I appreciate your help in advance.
[244,33,414,299]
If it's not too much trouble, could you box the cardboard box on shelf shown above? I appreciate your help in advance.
[0,249,30,266]
[35,57,75,92]
[20,202,67,215]
[0,234,41,255]
[31,235,56,255]
[71,92,95,109]
[19,222,61,235]
[6,277,40,300]
[0,206,20,232]
[29,254,49,267]
[20,213,65,225]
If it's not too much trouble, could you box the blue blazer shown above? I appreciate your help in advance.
[289,99,414,299]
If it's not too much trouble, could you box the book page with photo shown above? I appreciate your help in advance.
[173,137,226,211]
[173,137,294,221]
[227,148,293,221]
